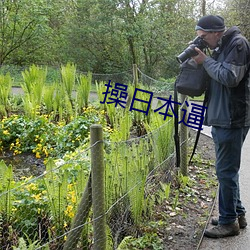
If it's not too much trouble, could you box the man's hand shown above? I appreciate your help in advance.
[192,47,207,64]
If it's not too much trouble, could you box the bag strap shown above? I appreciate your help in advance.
[188,93,207,164]
[174,81,208,167]
[174,81,180,168]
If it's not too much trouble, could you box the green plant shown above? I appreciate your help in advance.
[21,65,47,118]
[178,173,191,189]
[128,83,153,126]
[76,72,92,111]
[105,136,153,240]
[13,233,49,250]
[43,84,56,114]
[117,233,163,250]
[96,81,107,111]
[0,161,15,222]
[60,62,76,102]
[110,107,132,141]
[172,190,180,210]
[43,159,69,225]
[12,177,49,241]
[158,182,171,203]
[144,111,174,164]
[0,109,101,158]
[0,73,12,117]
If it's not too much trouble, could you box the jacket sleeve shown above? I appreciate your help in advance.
[203,37,250,88]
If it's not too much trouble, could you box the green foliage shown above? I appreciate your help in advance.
[129,83,153,125]
[76,72,92,111]
[144,111,175,164]
[43,159,68,230]
[0,109,100,157]
[12,176,48,240]
[43,85,56,113]
[13,235,46,250]
[117,233,163,250]
[0,0,228,77]
[159,182,171,203]
[21,65,47,118]
[0,67,188,248]
[0,161,14,222]
[0,0,52,65]
[61,63,76,100]
[105,136,153,227]
[0,73,12,116]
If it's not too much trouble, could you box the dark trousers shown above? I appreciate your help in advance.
[211,126,249,225]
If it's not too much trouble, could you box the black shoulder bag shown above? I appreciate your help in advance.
[174,58,210,167]
[175,58,208,97]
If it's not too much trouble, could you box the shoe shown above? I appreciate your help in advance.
[211,214,247,229]
[204,222,240,238]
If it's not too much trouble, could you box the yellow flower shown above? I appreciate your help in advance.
[36,152,41,159]
[12,207,17,212]
[3,130,9,135]
[43,147,49,157]
[14,149,22,155]
[32,193,42,201]
[26,183,37,191]
[65,205,74,218]
[71,195,76,204]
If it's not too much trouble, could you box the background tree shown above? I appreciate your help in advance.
[1,0,237,80]
[220,0,250,39]
[0,0,49,65]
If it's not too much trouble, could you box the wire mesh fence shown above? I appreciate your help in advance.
[0,65,191,249]
[0,116,187,249]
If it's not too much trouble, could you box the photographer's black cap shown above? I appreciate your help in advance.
[195,15,225,32]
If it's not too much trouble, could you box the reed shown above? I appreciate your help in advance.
[21,65,47,118]
[0,73,12,116]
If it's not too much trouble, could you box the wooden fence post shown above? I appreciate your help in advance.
[180,94,188,176]
[133,64,138,86]
[91,124,106,250]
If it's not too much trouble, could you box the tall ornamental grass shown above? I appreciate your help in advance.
[21,65,47,118]
[0,73,12,116]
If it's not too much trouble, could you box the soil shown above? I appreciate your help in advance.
[0,152,45,180]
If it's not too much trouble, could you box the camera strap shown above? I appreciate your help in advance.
[174,82,180,168]
[174,84,207,168]
[188,92,207,165]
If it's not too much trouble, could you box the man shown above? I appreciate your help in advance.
[192,15,250,238]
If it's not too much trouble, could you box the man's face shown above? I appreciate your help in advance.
[196,30,222,49]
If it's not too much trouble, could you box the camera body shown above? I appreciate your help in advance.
[176,36,208,64]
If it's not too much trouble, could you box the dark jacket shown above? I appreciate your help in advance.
[203,26,250,128]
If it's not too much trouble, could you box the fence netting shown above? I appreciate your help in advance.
[0,67,191,249]
[0,117,187,249]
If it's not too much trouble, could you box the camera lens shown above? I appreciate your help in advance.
[176,36,208,63]
[176,44,198,63]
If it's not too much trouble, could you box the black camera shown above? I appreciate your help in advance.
[176,36,208,63]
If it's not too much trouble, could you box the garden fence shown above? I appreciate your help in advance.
[0,123,189,249]
[0,65,190,249]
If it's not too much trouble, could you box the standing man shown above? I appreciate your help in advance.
[192,15,250,238]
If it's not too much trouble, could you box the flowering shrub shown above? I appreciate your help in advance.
[0,106,102,158]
